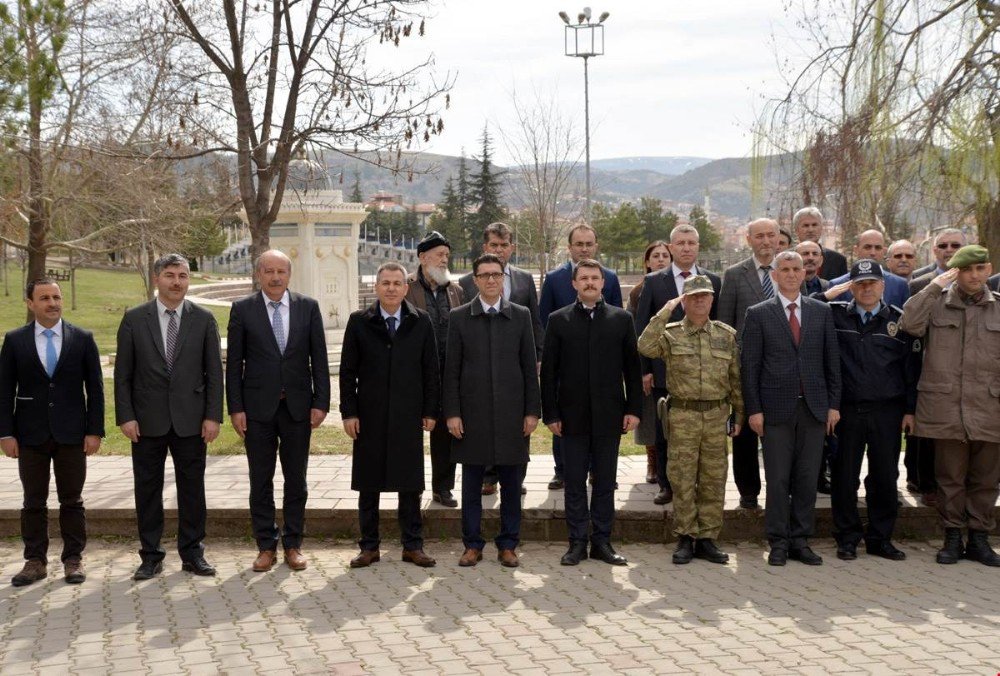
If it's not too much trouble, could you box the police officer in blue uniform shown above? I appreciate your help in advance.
[814,260,919,561]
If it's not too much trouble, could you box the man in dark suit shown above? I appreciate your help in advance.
[541,259,642,567]
[741,250,841,566]
[636,223,721,505]
[459,222,542,496]
[718,218,780,509]
[797,241,831,295]
[445,254,541,569]
[115,253,223,580]
[909,228,967,295]
[886,240,918,280]
[793,206,848,279]
[1,279,103,587]
[539,224,622,490]
[227,249,330,573]
[340,262,438,569]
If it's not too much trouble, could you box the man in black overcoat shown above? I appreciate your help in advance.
[444,253,541,568]
[339,262,439,568]
[541,259,642,567]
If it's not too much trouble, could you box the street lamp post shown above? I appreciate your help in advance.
[560,8,609,225]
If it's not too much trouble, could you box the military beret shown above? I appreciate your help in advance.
[417,230,450,254]
[682,275,714,295]
[947,244,989,269]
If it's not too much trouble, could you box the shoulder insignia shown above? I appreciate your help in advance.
[887,321,899,337]
[912,338,922,353]
[889,304,904,315]
[664,321,684,329]
[992,291,1000,300]
[829,301,850,307]
[712,321,737,336]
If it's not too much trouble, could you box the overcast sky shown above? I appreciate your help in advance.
[389,0,799,165]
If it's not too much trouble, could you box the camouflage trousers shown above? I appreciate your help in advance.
[667,405,730,539]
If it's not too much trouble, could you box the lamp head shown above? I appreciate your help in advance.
[577,12,585,23]
[583,6,591,20]
[598,11,609,22]
[558,10,570,24]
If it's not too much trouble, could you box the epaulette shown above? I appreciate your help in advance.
[889,304,905,315]
[664,321,685,330]
[829,301,850,307]
[992,291,1000,301]
[712,321,737,336]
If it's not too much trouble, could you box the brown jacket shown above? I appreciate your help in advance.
[405,269,464,312]
[899,282,1000,443]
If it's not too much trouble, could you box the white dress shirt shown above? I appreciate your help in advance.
[379,304,402,323]
[777,291,802,325]
[671,263,697,294]
[480,297,502,314]
[34,319,63,367]
[753,256,775,286]
[262,290,290,334]
[156,299,183,350]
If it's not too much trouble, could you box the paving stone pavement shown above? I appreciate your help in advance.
[1,538,999,675]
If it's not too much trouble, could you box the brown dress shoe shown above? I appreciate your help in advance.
[402,549,436,567]
[498,549,519,568]
[653,487,673,505]
[458,548,483,567]
[284,548,308,571]
[64,559,86,584]
[645,447,658,483]
[252,549,277,572]
[11,559,47,587]
[350,550,381,568]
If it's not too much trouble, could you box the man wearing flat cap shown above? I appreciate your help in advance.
[900,244,1000,566]
[405,231,465,508]
[816,260,919,562]
[638,275,744,565]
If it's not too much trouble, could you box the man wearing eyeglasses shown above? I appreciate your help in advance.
[886,240,918,280]
[826,230,910,308]
[910,229,966,294]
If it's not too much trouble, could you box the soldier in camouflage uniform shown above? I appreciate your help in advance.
[638,275,744,565]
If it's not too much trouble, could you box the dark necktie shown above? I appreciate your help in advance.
[862,311,872,325]
[165,309,178,372]
[788,302,801,346]
[761,266,774,299]
[386,316,397,337]
[680,270,691,279]
[488,306,498,316]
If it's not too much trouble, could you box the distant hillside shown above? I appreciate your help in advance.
[590,156,713,175]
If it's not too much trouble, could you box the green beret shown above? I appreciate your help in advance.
[947,244,989,269]
[682,275,714,295]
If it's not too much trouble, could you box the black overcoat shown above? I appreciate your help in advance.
[339,300,439,492]
[443,298,541,466]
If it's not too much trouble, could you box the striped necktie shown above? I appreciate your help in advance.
[270,301,286,353]
[165,310,178,373]
[760,266,775,299]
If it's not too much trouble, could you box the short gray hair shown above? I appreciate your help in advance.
[376,262,408,280]
[669,224,699,241]
[774,250,803,266]
[933,228,966,245]
[153,253,190,276]
[256,249,293,275]
[792,207,824,228]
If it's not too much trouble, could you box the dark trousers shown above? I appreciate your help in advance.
[935,439,1000,531]
[552,434,564,478]
[652,387,671,490]
[562,434,619,545]
[18,438,86,563]
[357,491,423,551]
[245,400,311,551]
[762,400,825,550]
[461,463,525,551]
[731,423,761,498]
[132,429,207,564]
[430,421,456,493]
[904,435,937,492]
[830,399,903,546]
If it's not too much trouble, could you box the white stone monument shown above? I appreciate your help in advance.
[248,157,367,333]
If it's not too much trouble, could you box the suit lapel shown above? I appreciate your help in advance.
[51,322,74,377]
[741,260,765,300]
[771,297,796,346]
[144,302,168,363]
[255,293,284,356]
[171,300,197,364]
[23,324,49,379]
[285,293,299,351]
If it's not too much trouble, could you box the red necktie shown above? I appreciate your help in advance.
[680,270,691,278]
[788,302,801,346]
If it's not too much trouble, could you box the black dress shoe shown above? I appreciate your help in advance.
[432,490,458,508]
[694,539,729,564]
[767,549,787,566]
[547,475,564,490]
[520,485,527,495]
[865,541,906,561]
[560,543,588,566]
[182,557,217,576]
[816,479,832,495]
[788,546,823,565]
[590,542,627,566]
[836,543,858,560]
[133,560,164,581]
[672,536,694,564]
[653,487,673,505]
[739,496,759,509]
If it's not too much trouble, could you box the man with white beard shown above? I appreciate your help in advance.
[405,231,466,508]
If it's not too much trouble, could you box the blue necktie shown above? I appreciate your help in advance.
[761,266,775,299]
[488,306,498,315]
[863,311,872,325]
[386,316,397,337]
[270,301,286,353]
[43,328,57,377]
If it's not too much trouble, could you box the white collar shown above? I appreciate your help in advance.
[379,304,402,321]
[479,297,502,313]
[752,255,775,270]
[671,262,697,277]
[34,319,63,337]
[156,299,183,316]
[262,290,290,307]
[777,291,802,309]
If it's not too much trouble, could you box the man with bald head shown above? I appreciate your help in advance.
[793,207,848,279]
[826,230,910,308]
[796,241,830,296]
[886,240,918,280]
[227,249,330,573]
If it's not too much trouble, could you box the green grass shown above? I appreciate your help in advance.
[0,265,232,354]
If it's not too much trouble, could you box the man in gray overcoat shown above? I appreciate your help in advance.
[340,262,439,568]
[444,253,541,568]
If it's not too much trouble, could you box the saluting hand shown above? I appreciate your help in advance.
[932,268,959,288]
[343,417,360,439]
[823,280,853,301]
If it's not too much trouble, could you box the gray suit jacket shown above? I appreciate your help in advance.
[459,264,544,359]
[114,299,224,437]
[740,296,841,425]
[718,257,769,340]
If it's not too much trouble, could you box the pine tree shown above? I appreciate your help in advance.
[455,152,471,256]
[469,125,506,256]
[348,170,363,203]
[689,205,721,251]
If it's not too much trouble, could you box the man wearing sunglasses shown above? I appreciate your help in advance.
[910,229,966,294]
[886,240,918,280]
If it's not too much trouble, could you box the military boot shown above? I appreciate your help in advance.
[964,530,1000,567]
[694,538,730,564]
[672,535,694,564]
[936,528,964,564]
